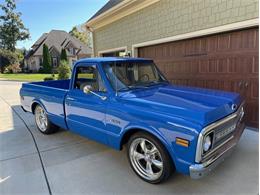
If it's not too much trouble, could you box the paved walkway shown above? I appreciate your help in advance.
[0,81,258,195]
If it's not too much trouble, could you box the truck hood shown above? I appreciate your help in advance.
[119,84,241,127]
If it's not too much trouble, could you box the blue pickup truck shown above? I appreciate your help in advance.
[20,57,245,183]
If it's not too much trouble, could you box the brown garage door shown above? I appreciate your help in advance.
[138,28,259,128]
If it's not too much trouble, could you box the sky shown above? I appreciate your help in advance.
[0,0,108,49]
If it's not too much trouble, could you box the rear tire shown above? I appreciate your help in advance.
[127,132,174,184]
[34,105,58,134]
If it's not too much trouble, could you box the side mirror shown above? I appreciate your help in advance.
[83,85,107,101]
[83,85,92,94]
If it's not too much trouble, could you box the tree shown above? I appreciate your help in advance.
[0,0,30,51]
[0,48,22,73]
[69,26,92,47]
[42,44,52,73]
[60,48,67,61]
[58,60,71,80]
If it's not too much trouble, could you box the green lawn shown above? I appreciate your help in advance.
[0,73,57,81]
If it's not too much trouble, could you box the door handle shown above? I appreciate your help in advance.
[67,97,75,101]
[238,81,243,89]
[244,81,249,89]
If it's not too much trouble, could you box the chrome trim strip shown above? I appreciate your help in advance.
[202,135,234,161]
[190,143,237,179]
[195,102,244,163]
[203,142,237,167]
[190,121,245,179]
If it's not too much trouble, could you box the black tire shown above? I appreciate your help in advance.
[34,104,59,134]
[127,132,174,184]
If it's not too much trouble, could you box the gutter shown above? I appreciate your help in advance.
[86,0,133,26]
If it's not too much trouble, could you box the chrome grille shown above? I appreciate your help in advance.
[212,117,237,148]
[195,103,245,163]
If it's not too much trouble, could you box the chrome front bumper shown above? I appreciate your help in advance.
[189,122,245,179]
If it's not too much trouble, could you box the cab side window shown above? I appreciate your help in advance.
[74,66,106,92]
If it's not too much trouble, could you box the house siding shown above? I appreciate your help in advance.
[94,0,258,55]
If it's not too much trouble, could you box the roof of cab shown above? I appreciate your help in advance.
[76,57,153,63]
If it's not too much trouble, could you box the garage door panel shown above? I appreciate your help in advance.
[245,102,258,127]
[172,78,242,92]
[217,34,230,50]
[139,28,259,127]
[252,55,259,74]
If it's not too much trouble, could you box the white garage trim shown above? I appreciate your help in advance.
[98,46,127,57]
[86,0,160,30]
[132,18,259,57]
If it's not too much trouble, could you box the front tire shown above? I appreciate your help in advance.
[34,105,58,134]
[127,132,173,184]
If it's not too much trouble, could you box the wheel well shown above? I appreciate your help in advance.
[120,128,141,149]
[120,128,175,168]
[120,128,165,150]
[31,102,39,114]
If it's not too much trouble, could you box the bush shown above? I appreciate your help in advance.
[4,64,21,73]
[60,48,67,61]
[43,76,55,81]
[58,60,71,80]
[38,67,44,73]
[42,44,52,73]
[0,49,20,73]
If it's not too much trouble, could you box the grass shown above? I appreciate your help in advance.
[0,73,57,81]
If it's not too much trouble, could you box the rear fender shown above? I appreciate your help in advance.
[31,99,46,114]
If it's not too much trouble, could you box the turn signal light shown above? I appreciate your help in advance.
[176,138,189,147]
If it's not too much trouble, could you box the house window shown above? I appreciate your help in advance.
[53,57,58,67]
[102,50,126,57]
[68,47,76,55]
[39,58,43,67]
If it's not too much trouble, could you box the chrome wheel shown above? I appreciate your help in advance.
[35,106,48,132]
[129,138,163,181]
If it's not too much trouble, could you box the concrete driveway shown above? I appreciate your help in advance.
[0,81,258,195]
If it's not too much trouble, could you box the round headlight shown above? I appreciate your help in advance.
[203,135,212,152]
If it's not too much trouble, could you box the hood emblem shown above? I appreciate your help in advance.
[231,104,237,111]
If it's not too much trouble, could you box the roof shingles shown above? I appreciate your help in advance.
[88,0,124,21]
[27,30,92,58]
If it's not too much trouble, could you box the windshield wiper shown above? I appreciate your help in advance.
[118,85,149,92]
[144,80,169,87]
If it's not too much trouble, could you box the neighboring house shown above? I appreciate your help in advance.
[86,0,259,128]
[25,30,92,72]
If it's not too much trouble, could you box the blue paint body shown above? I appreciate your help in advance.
[20,57,242,175]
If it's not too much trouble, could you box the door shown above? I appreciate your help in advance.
[138,28,259,128]
[65,64,109,144]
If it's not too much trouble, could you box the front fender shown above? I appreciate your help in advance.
[118,123,180,171]
[121,124,172,152]
[119,121,200,175]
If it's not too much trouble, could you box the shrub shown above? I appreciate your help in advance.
[60,48,67,61]
[0,49,20,73]
[58,60,71,80]
[38,67,44,73]
[43,76,55,81]
[4,64,21,73]
[42,44,52,73]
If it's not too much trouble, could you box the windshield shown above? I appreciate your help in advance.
[104,61,168,91]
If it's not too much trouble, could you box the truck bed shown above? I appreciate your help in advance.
[20,79,71,129]
[29,79,70,90]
